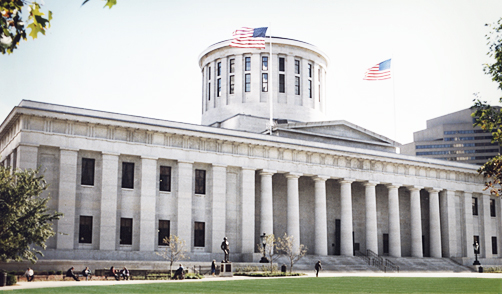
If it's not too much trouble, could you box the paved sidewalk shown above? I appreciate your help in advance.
[1,272,501,291]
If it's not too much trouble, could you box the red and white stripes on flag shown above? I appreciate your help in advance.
[230,27,268,49]
[363,59,391,80]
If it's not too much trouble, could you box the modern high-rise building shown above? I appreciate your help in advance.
[401,108,501,165]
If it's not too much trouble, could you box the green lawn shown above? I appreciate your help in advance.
[8,277,502,294]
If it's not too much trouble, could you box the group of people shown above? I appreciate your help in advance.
[109,266,130,281]
[65,266,92,281]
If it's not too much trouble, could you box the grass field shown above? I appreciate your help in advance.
[7,277,502,294]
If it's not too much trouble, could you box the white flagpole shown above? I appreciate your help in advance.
[269,27,273,135]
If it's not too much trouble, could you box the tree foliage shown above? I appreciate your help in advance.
[275,233,307,273]
[0,0,117,54]
[472,18,502,196]
[155,235,189,276]
[0,166,62,263]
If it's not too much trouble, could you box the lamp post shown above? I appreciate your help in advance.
[473,241,480,265]
[259,233,269,263]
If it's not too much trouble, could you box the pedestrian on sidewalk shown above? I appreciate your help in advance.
[315,260,322,277]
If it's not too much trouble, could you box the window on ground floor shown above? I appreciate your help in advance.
[158,220,170,246]
[383,233,389,254]
[474,235,480,254]
[492,237,498,255]
[79,215,93,244]
[194,221,205,247]
[120,218,133,245]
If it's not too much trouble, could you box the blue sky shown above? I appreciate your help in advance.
[1,0,502,144]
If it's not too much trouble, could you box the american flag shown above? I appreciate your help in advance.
[230,27,268,49]
[363,59,391,80]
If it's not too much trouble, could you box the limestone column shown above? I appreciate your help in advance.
[428,188,442,258]
[409,186,423,258]
[211,165,227,253]
[481,193,492,258]
[340,179,354,256]
[387,184,401,257]
[440,190,458,257]
[139,157,157,251]
[462,192,474,258]
[16,144,38,170]
[100,152,119,250]
[364,181,378,255]
[56,148,78,249]
[260,170,276,237]
[241,168,255,254]
[177,161,193,248]
[314,176,329,255]
[286,173,302,253]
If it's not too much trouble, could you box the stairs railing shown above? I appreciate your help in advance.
[366,250,399,273]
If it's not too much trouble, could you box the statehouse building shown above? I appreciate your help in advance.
[0,37,500,270]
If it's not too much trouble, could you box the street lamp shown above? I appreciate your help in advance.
[259,233,269,263]
[473,241,480,265]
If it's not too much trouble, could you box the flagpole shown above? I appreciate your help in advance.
[269,28,273,135]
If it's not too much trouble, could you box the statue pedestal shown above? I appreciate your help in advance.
[220,263,233,277]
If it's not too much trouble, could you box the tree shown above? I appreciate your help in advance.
[1,0,117,54]
[155,235,189,276]
[0,166,62,263]
[275,233,307,273]
[258,234,281,272]
[472,18,502,196]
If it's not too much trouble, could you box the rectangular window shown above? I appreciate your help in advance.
[159,166,171,192]
[245,74,251,92]
[295,76,300,95]
[490,199,496,217]
[81,158,95,186]
[120,218,133,245]
[492,237,498,255]
[195,169,206,194]
[383,233,389,254]
[217,78,221,97]
[295,60,300,74]
[229,76,235,94]
[229,59,235,73]
[279,57,285,72]
[217,62,221,76]
[318,68,321,81]
[308,80,312,98]
[262,56,268,71]
[79,216,93,244]
[122,162,134,189]
[279,74,285,93]
[158,220,170,246]
[308,63,312,78]
[245,57,251,71]
[208,66,211,80]
[472,197,478,216]
[207,83,211,101]
[194,221,205,247]
[262,73,268,92]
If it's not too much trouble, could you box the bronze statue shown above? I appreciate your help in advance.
[221,237,230,263]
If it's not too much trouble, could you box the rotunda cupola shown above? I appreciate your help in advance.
[198,37,329,133]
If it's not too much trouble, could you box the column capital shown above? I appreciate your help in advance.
[313,175,330,182]
[386,183,401,189]
[406,185,423,192]
[285,172,302,179]
[363,181,379,187]
[259,169,276,176]
[339,178,355,184]
[426,187,442,193]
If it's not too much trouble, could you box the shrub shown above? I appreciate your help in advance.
[185,273,203,279]
[56,270,62,275]
[48,270,55,275]
[7,274,17,286]
[484,266,502,273]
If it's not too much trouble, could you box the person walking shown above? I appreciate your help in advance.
[315,260,322,277]
[211,260,216,277]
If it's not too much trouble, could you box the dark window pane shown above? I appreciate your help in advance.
[308,63,312,78]
[120,218,133,245]
[279,74,285,93]
[229,76,235,94]
[295,60,300,74]
[229,59,235,73]
[262,56,268,71]
[472,197,478,216]
[217,78,221,97]
[217,62,221,76]
[194,222,205,247]
[207,83,211,100]
[195,169,206,194]
[295,76,300,95]
[158,220,170,246]
[308,80,312,98]
[208,66,211,80]
[79,215,93,244]
[279,57,285,71]
[490,199,496,217]
[159,166,171,192]
[492,236,498,255]
[122,162,134,189]
[262,73,268,92]
[383,233,389,254]
[474,235,480,254]
[81,158,95,186]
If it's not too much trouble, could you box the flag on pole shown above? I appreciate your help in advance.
[230,27,268,49]
[363,59,391,80]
